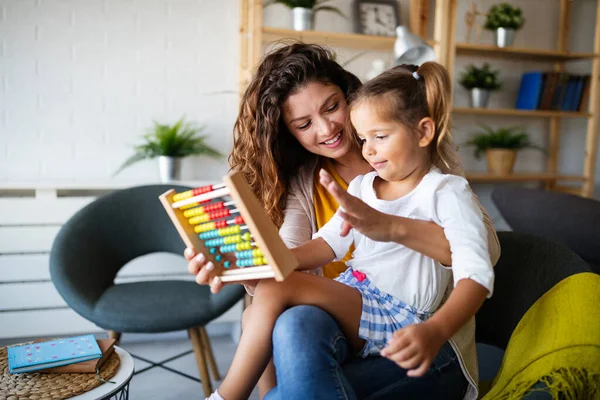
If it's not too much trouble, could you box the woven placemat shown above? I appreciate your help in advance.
[0,346,120,400]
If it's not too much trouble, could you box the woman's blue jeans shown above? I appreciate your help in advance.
[263,305,468,400]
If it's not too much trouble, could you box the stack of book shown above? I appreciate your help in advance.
[7,334,115,374]
[515,71,591,112]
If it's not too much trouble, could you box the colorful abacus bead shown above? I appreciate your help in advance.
[173,183,220,203]
[189,208,237,225]
[235,248,263,259]
[209,247,217,254]
[219,242,252,253]
[204,232,251,247]
[184,201,230,219]
[198,225,242,240]
[223,261,231,268]
[236,256,267,267]
[193,216,244,233]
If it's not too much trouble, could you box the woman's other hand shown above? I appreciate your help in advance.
[185,248,259,294]
[319,169,398,242]
[184,248,223,293]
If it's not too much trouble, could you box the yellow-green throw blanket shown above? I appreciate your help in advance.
[482,272,600,400]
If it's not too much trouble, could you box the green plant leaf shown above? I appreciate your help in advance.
[459,63,502,91]
[484,2,525,30]
[463,124,544,159]
[113,116,223,176]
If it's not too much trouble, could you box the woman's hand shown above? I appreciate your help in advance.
[184,248,258,294]
[380,321,446,377]
[319,169,399,242]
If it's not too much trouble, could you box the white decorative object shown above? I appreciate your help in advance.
[393,26,435,66]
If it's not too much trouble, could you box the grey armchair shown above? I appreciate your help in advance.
[50,184,245,396]
[475,232,596,398]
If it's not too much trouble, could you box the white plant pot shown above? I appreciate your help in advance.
[494,28,516,48]
[292,7,313,31]
[469,88,491,109]
[158,156,181,183]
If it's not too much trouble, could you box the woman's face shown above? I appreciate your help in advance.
[282,81,353,159]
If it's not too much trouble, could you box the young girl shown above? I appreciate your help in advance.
[206,62,495,400]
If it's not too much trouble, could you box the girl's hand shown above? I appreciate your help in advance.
[184,248,258,294]
[319,169,397,242]
[380,321,446,377]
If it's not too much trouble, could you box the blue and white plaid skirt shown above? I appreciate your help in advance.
[335,268,432,357]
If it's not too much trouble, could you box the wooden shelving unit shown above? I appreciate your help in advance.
[455,43,598,62]
[441,0,600,197]
[261,27,397,52]
[239,0,600,198]
[453,107,592,118]
[238,0,447,96]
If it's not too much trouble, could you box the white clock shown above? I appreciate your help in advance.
[357,1,399,37]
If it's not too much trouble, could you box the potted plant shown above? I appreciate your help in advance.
[459,63,502,109]
[484,3,525,48]
[464,124,544,175]
[264,0,345,31]
[114,117,222,182]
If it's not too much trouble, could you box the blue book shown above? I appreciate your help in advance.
[570,76,585,111]
[7,334,102,374]
[561,76,576,111]
[516,72,544,110]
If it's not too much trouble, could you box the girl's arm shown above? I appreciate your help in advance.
[391,219,451,266]
[319,170,452,265]
[426,279,487,342]
[319,170,501,267]
[291,237,336,271]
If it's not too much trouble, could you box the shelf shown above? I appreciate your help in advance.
[455,43,598,62]
[466,173,585,183]
[453,107,591,118]
[262,27,397,52]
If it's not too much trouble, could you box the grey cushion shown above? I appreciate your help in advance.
[492,187,600,269]
[50,184,245,333]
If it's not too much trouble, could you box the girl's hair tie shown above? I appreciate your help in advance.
[412,71,421,80]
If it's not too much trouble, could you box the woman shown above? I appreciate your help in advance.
[187,43,500,400]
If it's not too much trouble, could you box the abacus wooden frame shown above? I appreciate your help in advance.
[158,171,298,282]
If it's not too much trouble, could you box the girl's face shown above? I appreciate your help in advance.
[282,81,353,159]
[350,100,430,182]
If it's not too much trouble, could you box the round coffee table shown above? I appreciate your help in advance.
[69,347,134,400]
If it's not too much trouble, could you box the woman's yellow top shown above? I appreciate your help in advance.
[313,158,354,279]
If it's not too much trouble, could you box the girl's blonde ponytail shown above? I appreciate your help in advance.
[416,62,460,173]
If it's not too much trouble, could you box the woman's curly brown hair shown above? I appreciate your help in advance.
[230,43,361,227]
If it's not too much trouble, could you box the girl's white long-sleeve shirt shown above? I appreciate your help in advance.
[313,168,495,312]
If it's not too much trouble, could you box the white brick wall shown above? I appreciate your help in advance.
[0,0,239,183]
[0,0,598,195]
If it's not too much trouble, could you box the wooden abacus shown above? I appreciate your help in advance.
[159,171,298,282]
